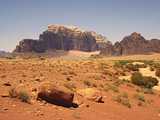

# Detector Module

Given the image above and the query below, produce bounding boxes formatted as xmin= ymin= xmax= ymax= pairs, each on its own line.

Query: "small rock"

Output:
xmin=1 ymin=94 xmax=9 ymax=98
xmin=35 ymin=78 xmax=41 ymax=82
xmin=86 ymin=104 xmax=90 ymax=108
xmin=95 ymin=96 xmax=104 ymax=103
xmin=66 ymin=77 xmax=71 ymax=81
xmin=1 ymin=92 xmax=9 ymax=97
xmin=39 ymin=113 xmax=44 ymax=116
xmin=32 ymin=88 xmax=37 ymax=92
xmin=19 ymin=80 xmax=23 ymax=83
xmin=39 ymin=102 xmax=46 ymax=106
xmin=3 ymin=82 xmax=11 ymax=86
xmin=3 ymin=108 xmax=9 ymax=111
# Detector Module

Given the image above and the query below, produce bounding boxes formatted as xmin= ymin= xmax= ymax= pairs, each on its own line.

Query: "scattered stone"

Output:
xmin=1 ymin=93 xmax=9 ymax=97
xmin=3 ymin=82 xmax=11 ymax=86
xmin=35 ymin=77 xmax=41 ymax=82
xmin=66 ymin=77 xmax=71 ymax=81
xmin=1 ymin=75 xmax=6 ymax=78
xmin=86 ymin=104 xmax=90 ymax=108
xmin=39 ymin=100 xmax=47 ymax=106
xmin=36 ymin=110 xmax=44 ymax=116
xmin=32 ymin=88 xmax=37 ymax=92
xmin=94 ymin=96 xmax=104 ymax=103
xmin=3 ymin=108 xmax=9 ymax=111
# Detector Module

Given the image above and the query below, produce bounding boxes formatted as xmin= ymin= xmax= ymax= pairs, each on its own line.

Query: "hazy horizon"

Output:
xmin=0 ymin=0 xmax=160 ymax=52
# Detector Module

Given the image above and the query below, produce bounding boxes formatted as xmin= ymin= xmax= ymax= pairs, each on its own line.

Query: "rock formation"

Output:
xmin=100 ymin=32 xmax=160 ymax=56
xmin=14 ymin=26 xmax=160 ymax=55
xmin=14 ymin=25 xmax=109 ymax=53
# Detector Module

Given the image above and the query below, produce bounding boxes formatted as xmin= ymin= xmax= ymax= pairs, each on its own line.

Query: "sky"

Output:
xmin=0 ymin=0 xmax=160 ymax=51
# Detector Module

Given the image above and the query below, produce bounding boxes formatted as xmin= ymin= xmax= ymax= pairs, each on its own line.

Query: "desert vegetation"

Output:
xmin=0 ymin=54 xmax=160 ymax=120
xmin=131 ymin=72 xmax=158 ymax=89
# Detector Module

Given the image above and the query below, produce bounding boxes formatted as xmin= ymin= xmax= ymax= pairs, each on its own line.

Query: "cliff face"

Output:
xmin=14 ymin=25 xmax=109 ymax=53
xmin=14 ymin=39 xmax=46 ymax=53
xmin=100 ymin=32 xmax=160 ymax=56
xmin=14 ymin=26 xmax=160 ymax=55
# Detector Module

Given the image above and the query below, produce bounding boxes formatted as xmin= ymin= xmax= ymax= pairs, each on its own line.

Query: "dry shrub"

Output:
xmin=131 ymin=72 xmax=158 ymax=89
xmin=113 ymin=93 xmax=131 ymax=108
xmin=8 ymin=85 xmax=31 ymax=103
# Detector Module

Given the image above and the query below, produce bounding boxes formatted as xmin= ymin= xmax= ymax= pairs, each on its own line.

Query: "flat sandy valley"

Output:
xmin=0 ymin=52 xmax=160 ymax=120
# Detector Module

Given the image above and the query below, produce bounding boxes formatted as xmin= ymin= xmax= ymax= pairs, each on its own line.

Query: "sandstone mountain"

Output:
xmin=14 ymin=25 xmax=109 ymax=53
xmin=100 ymin=32 xmax=160 ymax=56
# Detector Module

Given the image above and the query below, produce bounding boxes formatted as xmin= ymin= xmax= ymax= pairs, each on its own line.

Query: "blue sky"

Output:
xmin=0 ymin=0 xmax=160 ymax=51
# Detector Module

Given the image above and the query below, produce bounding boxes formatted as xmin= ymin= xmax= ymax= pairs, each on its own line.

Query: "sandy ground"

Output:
xmin=0 ymin=52 xmax=160 ymax=120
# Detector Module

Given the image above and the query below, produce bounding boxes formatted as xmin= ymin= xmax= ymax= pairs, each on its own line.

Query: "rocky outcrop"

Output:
xmin=14 ymin=27 xmax=160 ymax=55
xmin=100 ymin=32 xmax=160 ymax=56
xmin=14 ymin=25 xmax=109 ymax=53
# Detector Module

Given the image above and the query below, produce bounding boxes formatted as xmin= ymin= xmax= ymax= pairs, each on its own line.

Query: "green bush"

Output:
xmin=131 ymin=72 xmax=158 ymax=89
xmin=103 ymin=83 xmax=119 ymax=93
xmin=126 ymin=64 xmax=139 ymax=71
xmin=139 ymin=88 xmax=154 ymax=94
xmin=114 ymin=60 xmax=130 ymax=68
xmin=134 ymin=93 xmax=145 ymax=102
xmin=143 ymin=76 xmax=159 ymax=88
xmin=131 ymin=72 xmax=144 ymax=85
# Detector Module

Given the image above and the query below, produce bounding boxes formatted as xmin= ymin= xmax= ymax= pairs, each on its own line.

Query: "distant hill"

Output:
xmin=13 ymin=25 xmax=160 ymax=56
xmin=100 ymin=32 xmax=160 ymax=56
xmin=0 ymin=50 xmax=12 ymax=58
xmin=13 ymin=25 xmax=110 ymax=53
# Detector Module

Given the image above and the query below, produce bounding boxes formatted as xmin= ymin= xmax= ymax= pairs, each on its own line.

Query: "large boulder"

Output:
xmin=37 ymin=82 xmax=74 ymax=107
xmin=14 ymin=25 xmax=110 ymax=53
